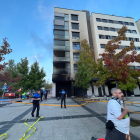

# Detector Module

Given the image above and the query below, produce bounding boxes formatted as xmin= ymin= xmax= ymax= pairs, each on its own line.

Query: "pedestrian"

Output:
xmin=31 ymin=90 xmax=40 ymax=117
xmin=43 ymin=89 xmax=47 ymax=100
xmin=105 ymin=88 xmax=130 ymax=140
xmin=40 ymin=89 xmax=43 ymax=101
xmin=59 ymin=89 xmax=67 ymax=108
xmin=45 ymin=89 xmax=48 ymax=100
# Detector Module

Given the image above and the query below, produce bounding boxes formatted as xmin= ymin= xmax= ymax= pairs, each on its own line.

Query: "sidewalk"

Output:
xmin=0 ymin=97 xmax=140 ymax=140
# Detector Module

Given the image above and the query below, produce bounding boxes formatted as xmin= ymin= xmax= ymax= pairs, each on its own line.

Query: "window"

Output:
xmin=135 ymin=38 xmax=139 ymax=42
xmin=106 ymin=35 xmax=110 ymax=39
xmin=72 ymin=23 xmax=79 ymax=30
xmin=125 ymin=46 xmax=129 ymax=48
xmin=64 ymin=14 xmax=69 ymax=21
xmin=109 ymin=20 xmax=113 ymax=23
xmin=129 ymin=38 xmax=133 ymax=41
xmin=130 ymin=23 xmax=134 ymax=26
xmin=54 ymin=30 xmax=65 ymax=35
xmin=133 ymin=30 xmax=137 ymax=34
xmin=133 ymin=47 xmax=136 ymax=50
xmin=119 ymin=21 xmax=123 ymax=24
xmin=110 ymin=28 xmax=115 ymax=31
xmin=74 ymin=64 xmax=78 ymax=73
xmin=55 ymin=16 xmax=64 ymax=20
xmin=124 ymin=22 xmax=128 ymax=25
xmin=72 ymin=32 xmax=79 ymax=39
xmin=104 ymin=27 xmax=109 ymax=31
xmin=102 ymin=19 xmax=107 ymax=23
xmin=73 ymin=42 xmax=80 ymax=49
xmin=54 ymin=40 xmax=65 ymax=46
xmin=73 ymin=53 xmax=79 ymax=61
xmin=127 ymin=30 xmax=131 ymax=33
xmin=71 ymin=14 xmax=78 ymax=21
xmin=100 ymin=44 xmax=105 ymax=48
xmin=54 ymin=25 xmax=64 ymax=30
xmin=98 ymin=26 xmax=102 ymax=30
xmin=96 ymin=18 xmax=101 ymax=22
xmin=99 ymin=35 xmax=104 ymax=39
xmin=138 ymin=47 xmax=140 ymax=51
xmin=112 ymin=36 xmax=116 ymax=39
xmin=130 ymin=66 xmax=135 ymax=69
xmin=136 ymin=66 xmax=140 ymax=70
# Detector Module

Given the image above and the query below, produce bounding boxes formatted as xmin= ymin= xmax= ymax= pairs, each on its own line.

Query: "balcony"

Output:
xmin=54 ymin=35 xmax=69 ymax=40
xmin=52 ymin=74 xmax=70 ymax=82
xmin=53 ymin=57 xmax=70 ymax=62
xmin=53 ymin=46 xmax=70 ymax=51
xmin=53 ymin=69 xmax=71 ymax=74
xmin=54 ymin=26 xmax=69 ymax=30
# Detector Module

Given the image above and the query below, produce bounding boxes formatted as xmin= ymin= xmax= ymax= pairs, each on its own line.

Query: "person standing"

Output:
xmin=45 ymin=89 xmax=48 ymax=100
xmin=31 ymin=90 xmax=40 ymax=117
xmin=44 ymin=89 xmax=47 ymax=100
xmin=105 ymin=88 xmax=130 ymax=140
xmin=59 ymin=89 xmax=67 ymax=108
xmin=40 ymin=89 xmax=43 ymax=101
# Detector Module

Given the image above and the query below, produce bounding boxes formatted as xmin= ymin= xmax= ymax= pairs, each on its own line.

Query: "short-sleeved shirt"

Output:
xmin=44 ymin=90 xmax=46 ymax=94
xmin=107 ymin=99 xmax=130 ymax=134
xmin=33 ymin=93 xmax=40 ymax=103
xmin=61 ymin=91 xmax=66 ymax=97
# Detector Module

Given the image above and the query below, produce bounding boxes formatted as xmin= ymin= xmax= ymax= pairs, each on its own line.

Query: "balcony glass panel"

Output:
xmin=53 ymin=69 xmax=71 ymax=74
xmin=53 ymin=57 xmax=70 ymax=61
xmin=53 ymin=46 xmax=70 ymax=51
xmin=54 ymin=35 xmax=69 ymax=39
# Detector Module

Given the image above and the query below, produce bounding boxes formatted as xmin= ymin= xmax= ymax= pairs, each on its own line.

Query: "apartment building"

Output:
xmin=52 ymin=7 xmax=140 ymax=97
xmin=52 ymin=8 xmax=92 ymax=97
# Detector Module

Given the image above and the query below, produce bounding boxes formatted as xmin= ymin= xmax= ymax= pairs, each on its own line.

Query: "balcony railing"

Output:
xmin=53 ymin=69 xmax=71 ymax=74
xmin=53 ymin=46 xmax=70 ymax=51
xmin=53 ymin=57 xmax=70 ymax=62
xmin=54 ymin=35 xmax=69 ymax=40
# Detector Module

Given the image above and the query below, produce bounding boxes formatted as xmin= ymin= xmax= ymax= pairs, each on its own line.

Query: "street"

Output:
xmin=0 ymin=97 xmax=140 ymax=140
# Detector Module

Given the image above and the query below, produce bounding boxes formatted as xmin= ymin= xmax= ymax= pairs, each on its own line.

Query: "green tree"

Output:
xmin=73 ymin=40 xmax=95 ymax=99
xmin=43 ymin=80 xmax=52 ymax=89
xmin=6 ymin=59 xmax=18 ymax=78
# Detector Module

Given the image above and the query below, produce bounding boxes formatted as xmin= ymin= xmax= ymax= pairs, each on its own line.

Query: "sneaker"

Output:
xmin=31 ymin=113 xmax=34 ymax=117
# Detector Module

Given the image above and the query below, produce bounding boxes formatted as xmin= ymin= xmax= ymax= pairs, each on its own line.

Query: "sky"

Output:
xmin=0 ymin=0 xmax=140 ymax=83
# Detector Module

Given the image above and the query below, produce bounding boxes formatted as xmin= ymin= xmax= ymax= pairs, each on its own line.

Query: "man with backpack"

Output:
xmin=105 ymin=88 xmax=130 ymax=140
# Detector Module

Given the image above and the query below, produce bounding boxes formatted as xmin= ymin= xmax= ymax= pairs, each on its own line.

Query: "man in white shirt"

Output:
xmin=105 ymin=88 xmax=130 ymax=140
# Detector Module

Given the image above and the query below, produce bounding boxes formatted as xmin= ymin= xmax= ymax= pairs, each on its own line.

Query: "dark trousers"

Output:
xmin=61 ymin=96 xmax=66 ymax=108
xmin=41 ymin=93 xmax=43 ymax=101
xmin=44 ymin=93 xmax=47 ymax=100
xmin=31 ymin=102 xmax=39 ymax=116
xmin=105 ymin=128 xmax=127 ymax=140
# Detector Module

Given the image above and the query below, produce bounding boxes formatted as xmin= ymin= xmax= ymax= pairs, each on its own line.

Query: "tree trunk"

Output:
xmin=83 ymin=90 xmax=84 ymax=100
xmin=125 ymin=90 xmax=128 ymax=100
xmin=116 ymin=81 xmax=119 ymax=88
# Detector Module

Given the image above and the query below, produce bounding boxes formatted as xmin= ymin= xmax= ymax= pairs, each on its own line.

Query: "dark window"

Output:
xmin=127 ymin=30 xmax=131 ymax=33
xmin=138 ymin=47 xmax=140 ymax=51
xmin=55 ymin=16 xmax=64 ymax=20
xmin=119 ymin=21 xmax=123 ymax=24
xmin=135 ymin=38 xmax=139 ymax=42
xmin=109 ymin=20 xmax=113 ymax=23
xmin=99 ymin=35 xmax=104 ymax=39
xmin=106 ymin=35 xmax=110 ymax=39
xmin=104 ymin=27 xmax=109 ymax=31
xmin=54 ymin=30 xmax=65 ymax=35
xmin=129 ymin=38 xmax=133 ymax=41
xmin=130 ymin=23 xmax=134 ymax=26
xmin=54 ymin=40 xmax=65 ymax=46
xmin=73 ymin=42 xmax=80 ymax=49
xmin=71 ymin=14 xmax=78 ymax=21
xmin=137 ymin=66 xmax=140 ymax=70
xmin=133 ymin=30 xmax=137 ymax=34
xmin=124 ymin=22 xmax=128 ymax=25
xmin=96 ymin=18 xmax=101 ymax=22
xmin=74 ymin=64 xmax=78 ymax=73
xmin=73 ymin=53 xmax=79 ymax=61
xmin=100 ymin=44 xmax=105 ymax=48
xmin=98 ymin=26 xmax=102 ymax=30
xmin=111 ymin=28 xmax=115 ymax=31
xmin=102 ymin=19 xmax=107 ymax=23
xmin=54 ymin=25 xmax=64 ymax=30
xmin=130 ymin=66 xmax=135 ymax=69
xmin=112 ymin=36 xmax=116 ymax=39
xmin=72 ymin=32 xmax=79 ymax=39
xmin=72 ymin=23 xmax=79 ymax=30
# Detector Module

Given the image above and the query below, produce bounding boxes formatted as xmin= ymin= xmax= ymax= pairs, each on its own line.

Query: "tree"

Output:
xmin=92 ymin=26 xmax=140 ymax=95
xmin=6 ymin=59 xmax=18 ymax=78
xmin=43 ymin=80 xmax=52 ymax=89
xmin=73 ymin=40 xmax=95 ymax=99
xmin=0 ymin=38 xmax=12 ymax=71
xmin=29 ymin=61 xmax=46 ymax=91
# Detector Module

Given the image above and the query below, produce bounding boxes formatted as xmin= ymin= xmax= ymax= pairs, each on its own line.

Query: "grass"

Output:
xmin=130 ymin=118 xmax=140 ymax=127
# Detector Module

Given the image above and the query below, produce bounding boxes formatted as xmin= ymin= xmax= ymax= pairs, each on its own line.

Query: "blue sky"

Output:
xmin=0 ymin=0 xmax=140 ymax=83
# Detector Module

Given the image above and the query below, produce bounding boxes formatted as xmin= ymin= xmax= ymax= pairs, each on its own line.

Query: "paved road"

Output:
xmin=0 ymin=97 xmax=140 ymax=140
